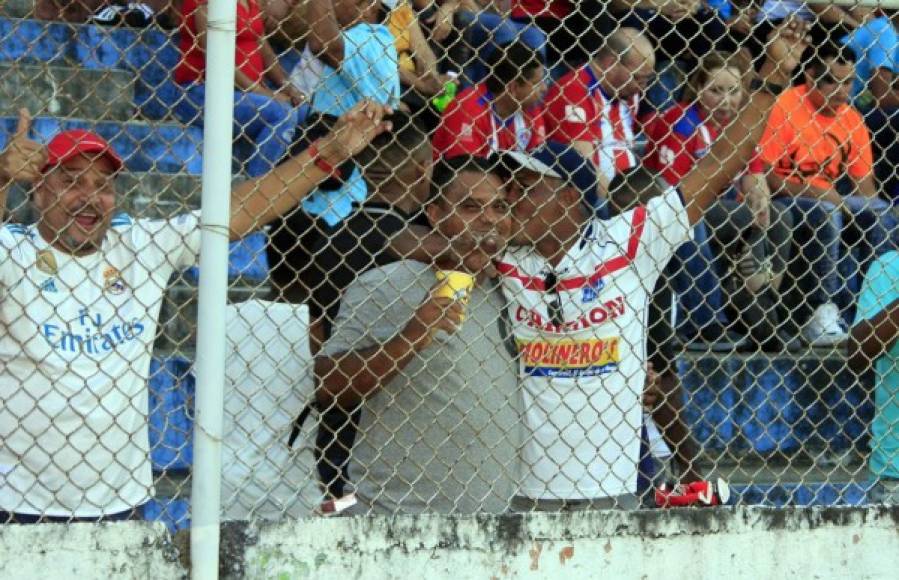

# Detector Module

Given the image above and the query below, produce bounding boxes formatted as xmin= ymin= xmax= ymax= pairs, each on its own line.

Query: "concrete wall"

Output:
xmin=2 ymin=507 xmax=897 ymax=579
xmin=0 ymin=521 xmax=184 ymax=580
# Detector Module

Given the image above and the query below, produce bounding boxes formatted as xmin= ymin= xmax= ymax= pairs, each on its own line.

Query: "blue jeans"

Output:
xmin=775 ymin=196 xmax=844 ymax=312
xmin=774 ymin=195 xmax=897 ymax=317
xmin=839 ymin=195 xmax=899 ymax=304
xmin=172 ymin=84 xmax=301 ymax=177
xmin=671 ymin=220 xmax=730 ymax=336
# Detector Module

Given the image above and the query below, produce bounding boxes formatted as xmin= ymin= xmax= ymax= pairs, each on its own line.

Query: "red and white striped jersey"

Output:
xmin=543 ymin=65 xmax=640 ymax=182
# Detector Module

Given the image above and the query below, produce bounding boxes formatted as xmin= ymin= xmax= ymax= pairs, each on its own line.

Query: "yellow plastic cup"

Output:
xmin=434 ymin=270 xmax=476 ymax=321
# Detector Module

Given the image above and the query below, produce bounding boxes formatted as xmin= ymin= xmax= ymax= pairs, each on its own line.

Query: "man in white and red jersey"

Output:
xmin=432 ymin=41 xmax=546 ymax=160
xmin=498 ymin=21 xmax=808 ymax=509
xmin=543 ymin=27 xmax=655 ymax=195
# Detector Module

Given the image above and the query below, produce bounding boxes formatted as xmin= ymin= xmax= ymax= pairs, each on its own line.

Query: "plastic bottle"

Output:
xmin=431 ymin=72 xmax=459 ymax=113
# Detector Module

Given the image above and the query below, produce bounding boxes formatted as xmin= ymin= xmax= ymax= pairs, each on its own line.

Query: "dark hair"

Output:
xmin=356 ymin=111 xmax=430 ymax=186
xmin=428 ymin=155 xmax=507 ymax=206
xmin=484 ymin=41 xmax=544 ymax=94
xmin=607 ymin=166 xmax=665 ymax=217
xmin=807 ymin=41 xmax=856 ymax=78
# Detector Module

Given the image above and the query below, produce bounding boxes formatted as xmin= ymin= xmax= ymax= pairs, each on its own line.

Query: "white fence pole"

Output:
xmin=190 ymin=0 xmax=237 ymax=578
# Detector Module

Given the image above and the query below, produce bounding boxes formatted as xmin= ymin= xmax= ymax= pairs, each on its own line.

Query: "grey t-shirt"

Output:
xmin=322 ymin=260 xmax=521 ymax=515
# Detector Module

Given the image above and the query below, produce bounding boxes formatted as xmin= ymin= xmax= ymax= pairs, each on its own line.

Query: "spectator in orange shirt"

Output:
xmin=432 ymin=41 xmax=547 ymax=159
xmin=758 ymin=43 xmax=897 ymax=346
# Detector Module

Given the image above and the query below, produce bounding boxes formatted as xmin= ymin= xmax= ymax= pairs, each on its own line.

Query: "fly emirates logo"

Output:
xmin=40 ymin=308 xmax=146 ymax=356
xmin=514 ymin=296 xmax=626 ymax=333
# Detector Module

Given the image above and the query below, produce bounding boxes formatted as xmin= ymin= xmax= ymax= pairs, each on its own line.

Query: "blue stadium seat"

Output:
xmin=148 ymin=357 xmax=194 ymax=472
xmin=0 ymin=115 xmax=204 ymax=174
xmin=144 ymin=497 xmax=191 ymax=533
xmin=735 ymin=482 xmax=873 ymax=507
xmin=0 ymin=16 xmax=181 ymax=121
xmin=184 ymin=231 xmax=271 ymax=283
xmin=678 ymin=354 xmax=872 ymax=455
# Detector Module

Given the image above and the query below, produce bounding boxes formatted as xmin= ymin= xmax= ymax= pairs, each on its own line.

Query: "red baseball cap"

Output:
xmin=41 ymin=129 xmax=124 ymax=173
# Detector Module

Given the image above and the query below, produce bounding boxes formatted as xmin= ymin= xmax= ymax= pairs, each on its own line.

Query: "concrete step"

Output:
xmin=0 ymin=62 xmax=136 ymax=120
xmin=0 ymin=16 xmax=181 ymax=120
xmin=0 ymin=115 xmax=203 ymax=173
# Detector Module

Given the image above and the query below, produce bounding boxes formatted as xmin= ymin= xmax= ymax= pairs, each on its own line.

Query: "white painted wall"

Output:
xmin=2 ymin=507 xmax=896 ymax=580
xmin=0 ymin=522 xmax=184 ymax=580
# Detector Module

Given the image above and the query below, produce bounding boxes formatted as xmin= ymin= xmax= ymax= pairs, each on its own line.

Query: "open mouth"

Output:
xmin=72 ymin=212 xmax=101 ymax=230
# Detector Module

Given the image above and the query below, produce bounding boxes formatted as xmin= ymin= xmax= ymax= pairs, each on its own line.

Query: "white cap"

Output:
xmin=499 ymin=150 xmax=561 ymax=179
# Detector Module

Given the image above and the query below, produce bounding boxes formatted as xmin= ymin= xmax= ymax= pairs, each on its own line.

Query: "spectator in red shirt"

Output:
xmin=644 ymin=51 xmax=797 ymax=351
xmin=544 ymin=27 xmax=654 ymax=194
xmin=173 ymin=0 xmax=306 ymax=177
xmin=432 ymin=41 xmax=546 ymax=159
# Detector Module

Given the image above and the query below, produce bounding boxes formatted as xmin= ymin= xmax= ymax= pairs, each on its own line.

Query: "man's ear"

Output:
xmin=425 ymin=200 xmax=440 ymax=228
xmin=560 ymin=185 xmax=582 ymax=207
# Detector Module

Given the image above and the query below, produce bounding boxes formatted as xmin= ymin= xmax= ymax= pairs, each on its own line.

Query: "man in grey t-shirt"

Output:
xmin=314 ymin=156 xmax=521 ymax=515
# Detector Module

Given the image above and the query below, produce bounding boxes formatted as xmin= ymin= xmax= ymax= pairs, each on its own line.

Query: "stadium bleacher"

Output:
xmin=0 ymin=3 xmax=875 ymax=531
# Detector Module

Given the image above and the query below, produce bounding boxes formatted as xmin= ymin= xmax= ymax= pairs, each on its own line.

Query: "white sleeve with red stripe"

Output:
xmin=633 ymin=187 xmax=693 ymax=280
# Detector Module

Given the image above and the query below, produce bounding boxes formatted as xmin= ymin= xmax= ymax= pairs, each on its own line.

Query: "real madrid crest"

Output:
xmin=36 ymin=249 xmax=58 ymax=276
xmin=103 ymin=266 xmax=127 ymax=295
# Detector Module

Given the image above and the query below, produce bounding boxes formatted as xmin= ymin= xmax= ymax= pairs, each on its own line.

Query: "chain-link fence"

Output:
xmin=0 ymin=0 xmax=897 ymax=568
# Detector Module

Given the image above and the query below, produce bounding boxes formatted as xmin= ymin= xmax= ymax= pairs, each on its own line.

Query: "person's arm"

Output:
xmin=424 ymin=0 xmax=460 ymax=43
xmin=765 ymin=169 xmax=842 ymax=206
xmin=740 ymin=172 xmax=772 ymax=229
xmin=406 ymin=13 xmax=444 ymax=94
xmin=650 ymin=372 xmax=702 ymax=483
xmin=315 ymin=283 xmax=463 ymax=407
xmin=261 ymin=39 xmax=307 ymax=105
xmin=870 ymin=68 xmax=899 ymax=109
xmin=680 ymin=18 xmax=810 ymax=225
xmin=306 ymin=0 xmax=345 ymax=69
xmin=852 ymin=173 xmax=878 ymax=199
xmin=0 ymin=109 xmax=45 ymax=220
xmin=228 ymin=100 xmax=392 ymax=240
xmin=190 ymin=4 xmax=276 ymax=95
xmin=849 ymin=297 xmax=899 ymax=372
xmin=810 ymin=4 xmax=861 ymax=29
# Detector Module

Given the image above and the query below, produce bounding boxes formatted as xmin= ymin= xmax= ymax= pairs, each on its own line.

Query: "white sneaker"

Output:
xmin=802 ymin=303 xmax=848 ymax=346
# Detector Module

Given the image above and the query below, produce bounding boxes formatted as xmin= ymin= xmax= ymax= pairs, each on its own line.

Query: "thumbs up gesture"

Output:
xmin=0 ymin=109 xmax=46 ymax=184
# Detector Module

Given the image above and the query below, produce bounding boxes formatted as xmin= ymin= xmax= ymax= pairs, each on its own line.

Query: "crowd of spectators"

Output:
xmin=2 ymin=1 xmax=898 ymax=521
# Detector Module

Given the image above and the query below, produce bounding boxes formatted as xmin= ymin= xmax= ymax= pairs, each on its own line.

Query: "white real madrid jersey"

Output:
xmin=0 ymin=213 xmax=201 ymax=516
xmin=497 ymin=189 xmax=691 ymax=500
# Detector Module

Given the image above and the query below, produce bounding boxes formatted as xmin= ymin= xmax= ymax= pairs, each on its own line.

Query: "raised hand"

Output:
xmin=763 ymin=16 xmax=812 ymax=83
xmin=0 ymin=109 xmax=46 ymax=184
xmin=317 ymin=100 xmax=394 ymax=165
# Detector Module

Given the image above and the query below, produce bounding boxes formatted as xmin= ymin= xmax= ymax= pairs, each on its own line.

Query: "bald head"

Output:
xmin=602 ymin=28 xmax=654 ymax=63
xmin=596 ymin=27 xmax=656 ymax=100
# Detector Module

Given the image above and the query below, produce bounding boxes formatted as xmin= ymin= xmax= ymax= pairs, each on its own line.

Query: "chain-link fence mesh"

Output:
xmin=0 ymin=0 xmax=897 ymax=537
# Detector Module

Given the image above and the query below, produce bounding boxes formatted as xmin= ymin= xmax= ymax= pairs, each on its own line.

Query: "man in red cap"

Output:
xmin=0 ymin=102 xmax=391 ymax=523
